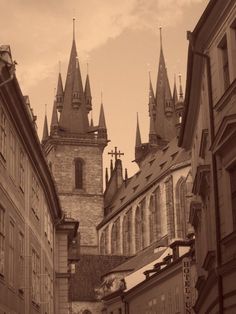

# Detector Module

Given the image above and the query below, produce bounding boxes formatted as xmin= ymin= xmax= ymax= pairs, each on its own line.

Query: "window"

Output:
xmin=149 ymin=188 xmax=161 ymax=243
xmin=18 ymin=232 xmax=24 ymax=294
xmin=9 ymin=221 xmax=14 ymax=287
xmin=19 ymin=149 xmax=25 ymax=192
xmin=176 ymin=177 xmax=187 ymax=239
xmin=123 ymin=210 xmax=132 ymax=255
xmin=219 ymin=35 xmax=230 ymax=91
xmin=135 ymin=199 xmax=145 ymax=252
xmin=229 ymin=166 xmax=236 ymax=229
xmin=9 ymin=131 xmax=16 ymax=178
xmin=165 ymin=176 xmax=175 ymax=239
xmin=32 ymin=249 xmax=40 ymax=305
xmin=0 ymin=107 xmax=6 ymax=159
xmin=111 ymin=218 xmax=121 ymax=254
xmin=75 ymin=158 xmax=84 ymax=189
xmin=0 ymin=207 xmax=5 ymax=276
xmin=31 ymin=175 xmax=40 ymax=218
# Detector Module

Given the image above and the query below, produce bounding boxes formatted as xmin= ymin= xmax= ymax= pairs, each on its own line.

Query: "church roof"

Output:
xmin=99 ymin=137 xmax=190 ymax=228
xmin=103 ymin=243 xmax=167 ymax=276
xmin=70 ymin=255 xmax=129 ymax=301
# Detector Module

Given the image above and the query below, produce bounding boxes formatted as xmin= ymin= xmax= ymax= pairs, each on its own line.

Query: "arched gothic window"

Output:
xmin=149 ymin=187 xmax=161 ymax=244
xmin=75 ymin=158 xmax=84 ymax=189
xmin=176 ymin=177 xmax=187 ymax=239
xmin=123 ymin=210 xmax=132 ymax=255
xmin=111 ymin=218 xmax=121 ymax=255
xmin=100 ymin=231 xmax=106 ymax=255
xmin=135 ymin=199 xmax=146 ymax=252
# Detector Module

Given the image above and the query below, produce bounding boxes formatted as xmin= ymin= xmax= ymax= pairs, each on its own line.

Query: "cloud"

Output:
xmin=0 ymin=0 xmax=205 ymax=90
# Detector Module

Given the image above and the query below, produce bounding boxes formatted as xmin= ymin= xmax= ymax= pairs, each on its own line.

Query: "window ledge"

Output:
xmin=214 ymin=78 xmax=236 ymax=112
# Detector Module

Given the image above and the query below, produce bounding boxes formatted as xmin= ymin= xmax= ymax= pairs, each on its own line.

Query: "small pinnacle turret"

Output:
xmin=42 ymin=109 xmax=49 ymax=142
xmin=148 ymin=73 xmax=156 ymax=118
xmin=98 ymin=102 xmax=107 ymax=139
xmin=135 ymin=113 xmax=142 ymax=147
xmin=84 ymin=69 xmax=92 ymax=113
xmin=50 ymin=99 xmax=59 ymax=134
xmin=56 ymin=71 xmax=64 ymax=113
xmin=173 ymin=75 xmax=178 ymax=107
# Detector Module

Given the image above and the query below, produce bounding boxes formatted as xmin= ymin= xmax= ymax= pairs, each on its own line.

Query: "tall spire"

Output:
xmin=173 ymin=75 xmax=178 ymax=106
xmin=84 ymin=64 xmax=92 ymax=113
xmin=50 ymin=98 xmax=59 ymax=134
xmin=55 ymin=66 xmax=64 ymax=113
xmin=73 ymin=17 xmax=76 ymax=41
xmin=159 ymin=27 xmax=163 ymax=50
xmin=178 ymin=74 xmax=183 ymax=101
xmin=42 ymin=105 xmax=49 ymax=142
xmin=148 ymin=72 xmax=156 ymax=118
xmin=98 ymin=97 xmax=107 ymax=139
xmin=135 ymin=113 xmax=142 ymax=147
xmin=58 ymin=18 xmax=89 ymax=134
xmin=155 ymin=27 xmax=175 ymax=141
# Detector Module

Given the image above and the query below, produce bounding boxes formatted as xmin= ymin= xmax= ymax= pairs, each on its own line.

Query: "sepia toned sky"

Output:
xmin=0 ymin=0 xmax=208 ymax=178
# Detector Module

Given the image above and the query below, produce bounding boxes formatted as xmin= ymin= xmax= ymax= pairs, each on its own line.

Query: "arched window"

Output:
xmin=176 ymin=177 xmax=187 ymax=239
xmin=149 ymin=187 xmax=161 ymax=244
xmin=165 ymin=176 xmax=175 ymax=239
xmin=100 ymin=231 xmax=106 ymax=255
xmin=75 ymin=158 xmax=84 ymax=189
xmin=111 ymin=218 xmax=121 ymax=255
xmin=135 ymin=199 xmax=145 ymax=252
xmin=123 ymin=210 xmax=131 ymax=255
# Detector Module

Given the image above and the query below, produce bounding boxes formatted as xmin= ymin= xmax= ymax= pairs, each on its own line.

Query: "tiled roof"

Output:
xmin=103 ymin=239 xmax=168 ymax=277
xmin=70 ymin=255 xmax=129 ymax=301
xmin=99 ymin=137 xmax=190 ymax=227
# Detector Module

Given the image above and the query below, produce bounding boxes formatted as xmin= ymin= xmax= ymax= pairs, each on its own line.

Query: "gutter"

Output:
xmin=187 ymin=32 xmax=223 ymax=313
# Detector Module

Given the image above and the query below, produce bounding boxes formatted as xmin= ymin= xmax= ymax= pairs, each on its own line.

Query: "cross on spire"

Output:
xmin=108 ymin=147 xmax=124 ymax=161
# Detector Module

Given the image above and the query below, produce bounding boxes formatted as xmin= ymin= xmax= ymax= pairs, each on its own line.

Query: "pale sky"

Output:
xmin=0 ymin=0 xmax=208 ymax=177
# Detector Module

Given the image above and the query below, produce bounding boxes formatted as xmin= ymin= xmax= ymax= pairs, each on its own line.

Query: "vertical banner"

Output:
xmin=182 ymin=257 xmax=192 ymax=314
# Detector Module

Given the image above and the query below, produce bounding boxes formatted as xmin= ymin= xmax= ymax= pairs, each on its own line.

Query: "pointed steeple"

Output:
xmin=42 ymin=106 xmax=49 ymax=142
xmin=155 ymin=27 xmax=175 ymax=141
xmin=178 ymin=74 xmax=184 ymax=101
xmin=90 ymin=111 xmax=94 ymax=127
xmin=173 ymin=75 xmax=178 ymax=106
xmin=149 ymin=114 xmax=158 ymax=145
xmin=72 ymin=57 xmax=82 ymax=108
xmin=98 ymin=97 xmax=107 ymax=139
xmin=135 ymin=113 xmax=142 ymax=147
xmin=84 ymin=64 xmax=92 ymax=113
xmin=148 ymin=72 xmax=156 ymax=118
xmin=56 ymin=64 xmax=64 ymax=113
xmin=50 ymin=98 xmax=59 ymax=134
xmin=59 ymin=18 xmax=89 ymax=134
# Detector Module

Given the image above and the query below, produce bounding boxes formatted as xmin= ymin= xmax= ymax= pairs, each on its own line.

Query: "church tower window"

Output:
xmin=74 ymin=158 xmax=84 ymax=189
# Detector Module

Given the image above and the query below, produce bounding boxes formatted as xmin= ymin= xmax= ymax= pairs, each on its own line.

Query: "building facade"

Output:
xmin=0 ymin=45 xmax=78 ymax=314
xmin=179 ymin=0 xmax=236 ymax=312
xmin=95 ymin=30 xmax=196 ymax=314
xmin=41 ymin=25 xmax=116 ymax=314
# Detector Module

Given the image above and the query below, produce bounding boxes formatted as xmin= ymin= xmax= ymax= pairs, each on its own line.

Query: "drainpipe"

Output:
xmin=187 ymin=32 xmax=223 ymax=313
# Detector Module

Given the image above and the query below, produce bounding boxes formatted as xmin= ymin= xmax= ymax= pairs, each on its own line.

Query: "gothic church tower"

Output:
xmin=42 ymin=21 xmax=108 ymax=255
